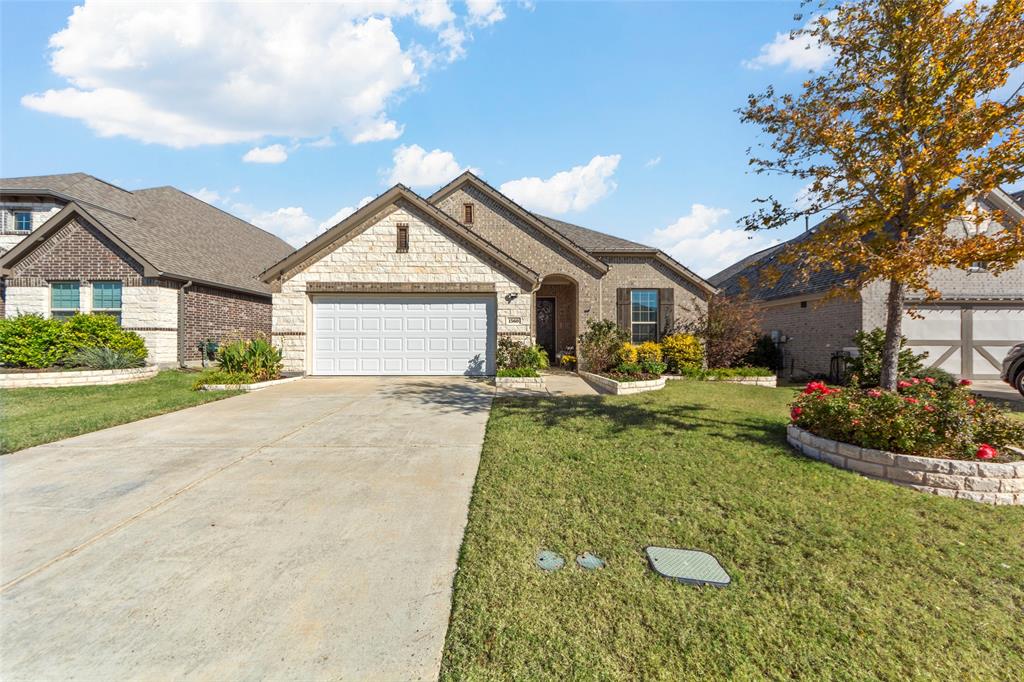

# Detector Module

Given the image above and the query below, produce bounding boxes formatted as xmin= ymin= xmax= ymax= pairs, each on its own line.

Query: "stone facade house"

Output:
xmin=711 ymin=188 xmax=1024 ymax=381
xmin=0 ymin=173 xmax=294 ymax=366
xmin=261 ymin=173 xmax=715 ymax=375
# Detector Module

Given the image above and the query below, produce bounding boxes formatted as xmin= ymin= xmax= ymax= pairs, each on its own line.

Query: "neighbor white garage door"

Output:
xmin=903 ymin=305 xmax=1024 ymax=379
xmin=312 ymin=295 xmax=495 ymax=376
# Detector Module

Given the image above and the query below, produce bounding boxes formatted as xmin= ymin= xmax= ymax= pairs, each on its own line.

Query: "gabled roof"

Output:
xmin=712 ymin=188 xmax=1024 ymax=301
xmin=260 ymin=184 xmax=539 ymax=286
xmin=428 ymin=171 xmax=609 ymax=273
xmin=1013 ymin=190 xmax=1024 ymax=208
xmin=0 ymin=173 xmax=293 ymax=295
xmin=427 ymin=171 xmax=715 ymax=293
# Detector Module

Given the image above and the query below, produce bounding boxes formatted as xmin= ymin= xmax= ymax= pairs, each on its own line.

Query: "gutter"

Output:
xmin=177 ymin=280 xmax=193 ymax=368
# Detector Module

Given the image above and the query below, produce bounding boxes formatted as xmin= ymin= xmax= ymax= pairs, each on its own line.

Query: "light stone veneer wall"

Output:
xmin=788 ymin=424 xmax=1024 ymax=505
xmin=122 ymin=285 xmax=180 ymax=365
xmin=273 ymin=205 xmax=532 ymax=373
xmin=4 ymin=286 xmax=48 ymax=316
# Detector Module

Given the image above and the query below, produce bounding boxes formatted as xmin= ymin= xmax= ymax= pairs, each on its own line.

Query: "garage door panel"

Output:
xmin=312 ymin=295 xmax=494 ymax=376
xmin=903 ymin=305 xmax=1023 ymax=379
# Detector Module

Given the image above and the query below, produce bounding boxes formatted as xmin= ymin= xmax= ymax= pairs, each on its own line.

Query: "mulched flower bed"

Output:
xmin=790 ymin=378 xmax=1024 ymax=462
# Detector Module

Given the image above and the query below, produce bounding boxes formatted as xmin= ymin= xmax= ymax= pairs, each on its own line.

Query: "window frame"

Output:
xmin=50 ymin=281 xmax=81 ymax=320
xmin=91 ymin=280 xmax=123 ymax=325
xmin=463 ymin=203 xmax=474 ymax=224
xmin=630 ymin=289 xmax=659 ymax=344
xmin=396 ymin=223 xmax=409 ymax=253
xmin=14 ymin=211 xmax=32 ymax=232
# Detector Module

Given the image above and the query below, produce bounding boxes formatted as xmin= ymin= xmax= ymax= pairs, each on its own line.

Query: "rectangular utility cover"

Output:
xmin=645 ymin=546 xmax=731 ymax=588
xmin=312 ymin=295 xmax=495 ymax=376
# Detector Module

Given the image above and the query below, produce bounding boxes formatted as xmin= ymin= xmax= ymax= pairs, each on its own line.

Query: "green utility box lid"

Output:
xmin=645 ymin=546 xmax=731 ymax=588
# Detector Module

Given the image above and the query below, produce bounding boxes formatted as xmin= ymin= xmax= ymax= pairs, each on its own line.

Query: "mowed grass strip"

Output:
xmin=441 ymin=380 xmax=1024 ymax=681
xmin=0 ymin=370 xmax=240 ymax=454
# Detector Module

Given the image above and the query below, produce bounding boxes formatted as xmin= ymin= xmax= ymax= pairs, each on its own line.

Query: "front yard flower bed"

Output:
xmin=578 ymin=370 xmax=666 ymax=395
xmin=790 ymin=379 xmax=1023 ymax=462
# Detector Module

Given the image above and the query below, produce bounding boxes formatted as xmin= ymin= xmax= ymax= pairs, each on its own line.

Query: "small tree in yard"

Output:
xmin=740 ymin=0 xmax=1024 ymax=390
xmin=680 ymin=294 xmax=763 ymax=368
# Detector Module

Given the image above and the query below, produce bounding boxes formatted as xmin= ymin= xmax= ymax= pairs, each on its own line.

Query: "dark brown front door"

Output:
xmin=536 ymin=297 xmax=556 ymax=361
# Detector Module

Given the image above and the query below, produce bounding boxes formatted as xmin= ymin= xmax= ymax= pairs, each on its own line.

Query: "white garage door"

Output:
xmin=903 ymin=305 xmax=1024 ymax=379
xmin=312 ymin=295 xmax=495 ymax=376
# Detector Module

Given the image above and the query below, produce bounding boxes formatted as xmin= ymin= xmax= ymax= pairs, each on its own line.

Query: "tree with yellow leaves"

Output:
xmin=740 ymin=0 xmax=1024 ymax=389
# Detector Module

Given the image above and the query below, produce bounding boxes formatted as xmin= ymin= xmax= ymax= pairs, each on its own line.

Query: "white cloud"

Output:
xmin=189 ymin=187 xmax=223 ymax=205
xmin=234 ymin=194 xmax=376 ymax=247
xmin=645 ymin=156 xmax=662 ymax=168
xmin=499 ymin=154 xmax=621 ymax=214
xmin=467 ymin=0 xmax=506 ymax=26
xmin=242 ymin=144 xmax=288 ymax=164
xmin=652 ymin=204 xmax=777 ymax=277
xmin=742 ymin=15 xmax=834 ymax=72
xmin=386 ymin=144 xmax=474 ymax=187
xmin=22 ymin=2 xmax=506 ymax=149
xmin=308 ymin=136 xmax=335 ymax=149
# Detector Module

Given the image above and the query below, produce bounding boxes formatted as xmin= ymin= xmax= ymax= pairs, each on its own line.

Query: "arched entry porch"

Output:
xmin=534 ymin=274 xmax=578 ymax=363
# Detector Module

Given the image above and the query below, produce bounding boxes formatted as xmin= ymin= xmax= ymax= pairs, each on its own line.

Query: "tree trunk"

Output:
xmin=879 ymin=278 xmax=906 ymax=391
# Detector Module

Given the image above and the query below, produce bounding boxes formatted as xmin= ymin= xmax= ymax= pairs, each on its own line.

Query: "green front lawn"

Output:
xmin=0 ymin=370 xmax=240 ymax=454
xmin=442 ymin=381 xmax=1024 ymax=680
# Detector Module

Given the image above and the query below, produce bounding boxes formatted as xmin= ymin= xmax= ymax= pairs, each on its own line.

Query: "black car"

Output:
xmin=1002 ymin=343 xmax=1024 ymax=396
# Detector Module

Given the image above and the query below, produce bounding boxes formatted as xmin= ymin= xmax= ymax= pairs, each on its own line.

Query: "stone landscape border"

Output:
xmin=200 ymin=375 xmax=304 ymax=392
xmin=787 ymin=424 xmax=1024 ymax=505
xmin=495 ymin=375 xmax=546 ymax=390
xmin=0 ymin=364 xmax=159 ymax=389
xmin=579 ymin=370 xmax=666 ymax=396
xmin=665 ymin=375 xmax=777 ymax=387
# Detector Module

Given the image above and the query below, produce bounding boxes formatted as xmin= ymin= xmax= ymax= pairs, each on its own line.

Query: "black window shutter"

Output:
xmin=658 ymin=288 xmax=674 ymax=337
xmin=616 ymin=288 xmax=631 ymax=332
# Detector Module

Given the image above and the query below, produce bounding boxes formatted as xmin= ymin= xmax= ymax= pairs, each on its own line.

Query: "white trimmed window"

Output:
xmin=92 ymin=281 xmax=123 ymax=325
xmin=51 ymin=282 xmax=80 ymax=320
xmin=14 ymin=212 xmax=32 ymax=232
xmin=630 ymin=289 xmax=659 ymax=343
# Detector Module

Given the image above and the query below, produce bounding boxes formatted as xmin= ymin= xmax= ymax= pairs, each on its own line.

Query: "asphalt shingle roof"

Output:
xmin=1 ymin=173 xmax=293 ymax=295
xmin=537 ymin=215 xmax=655 ymax=252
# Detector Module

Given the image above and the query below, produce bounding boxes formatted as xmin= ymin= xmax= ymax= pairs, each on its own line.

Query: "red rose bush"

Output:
xmin=789 ymin=380 xmax=1023 ymax=461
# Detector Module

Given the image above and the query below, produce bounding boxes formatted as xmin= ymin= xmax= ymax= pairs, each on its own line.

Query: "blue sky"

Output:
xmin=2 ymin=1 xmax=845 ymax=277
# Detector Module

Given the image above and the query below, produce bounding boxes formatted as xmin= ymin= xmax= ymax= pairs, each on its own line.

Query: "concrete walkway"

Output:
xmin=1 ymin=377 xmax=493 ymax=681
xmin=495 ymin=371 xmax=599 ymax=398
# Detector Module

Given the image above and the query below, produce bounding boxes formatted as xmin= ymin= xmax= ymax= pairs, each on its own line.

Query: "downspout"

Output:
xmin=177 ymin=280 xmax=192 ymax=368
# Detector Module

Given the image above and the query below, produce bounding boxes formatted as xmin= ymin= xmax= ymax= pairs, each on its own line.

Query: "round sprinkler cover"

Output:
xmin=536 ymin=550 xmax=565 ymax=572
xmin=645 ymin=546 xmax=731 ymax=588
xmin=576 ymin=552 xmax=606 ymax=570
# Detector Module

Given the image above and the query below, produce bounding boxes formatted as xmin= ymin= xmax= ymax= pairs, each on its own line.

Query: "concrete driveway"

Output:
xmin=1 ymin=377 xmax=493 ymax=681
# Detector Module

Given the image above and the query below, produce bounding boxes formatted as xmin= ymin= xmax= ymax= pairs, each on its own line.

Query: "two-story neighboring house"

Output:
xmin=0 ymin=173 xmax=294 ymax=366
xmin=711 ymin=188 xmax=1024 ymax=381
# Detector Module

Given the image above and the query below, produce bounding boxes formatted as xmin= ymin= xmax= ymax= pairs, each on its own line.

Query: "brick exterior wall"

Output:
xmin=435 ymin=187 xmax=709 ymax=340
xmin=10 ymin=217 xmax=145 ymax=282
xmin=181 ymin=285 xmax=274 ymax=363
xmin=759 ymin=295 xmax=862 ymax=378
xmin=1 ymin=215 xmax=273 ymax=366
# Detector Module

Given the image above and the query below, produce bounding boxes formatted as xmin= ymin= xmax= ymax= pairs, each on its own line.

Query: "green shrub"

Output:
xmin=496 ymin=337 xmax=548 ymax=371
xmin=192 ymin=369 xmax=257 ymax=391
xmin=744 ymin=334 xmax=782 ymax=371
xmin=676 ymin=366 xmax=774 ymax=380
xmin=911 ymin=366 xmax=956 ymax=389
xmin=578 ymin=319 xmax=628 ymax=372
xmin=0 ymin=314 xmax=64 ymax=368
xmin=68 ymin=347 xmax=146 ymax=369
xmin=59 ymin=314 xmax=148 ymax=360
xmin=636 ymin=341 xmax=662 ymax=364
xmin=497 ymin=367 xmax=540 ymax=378
xmin=790 ymin=379 xmax=1024 ymax=461
xmin=661 ymin=333 xmax=704 ymax=373
xmin=614 ymin=342 xmax=639 ymax=365
xmin=846 ymin=328 xmax=925 ymax=387
xmin=216 ymin=337 xmax=282 ymax=382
